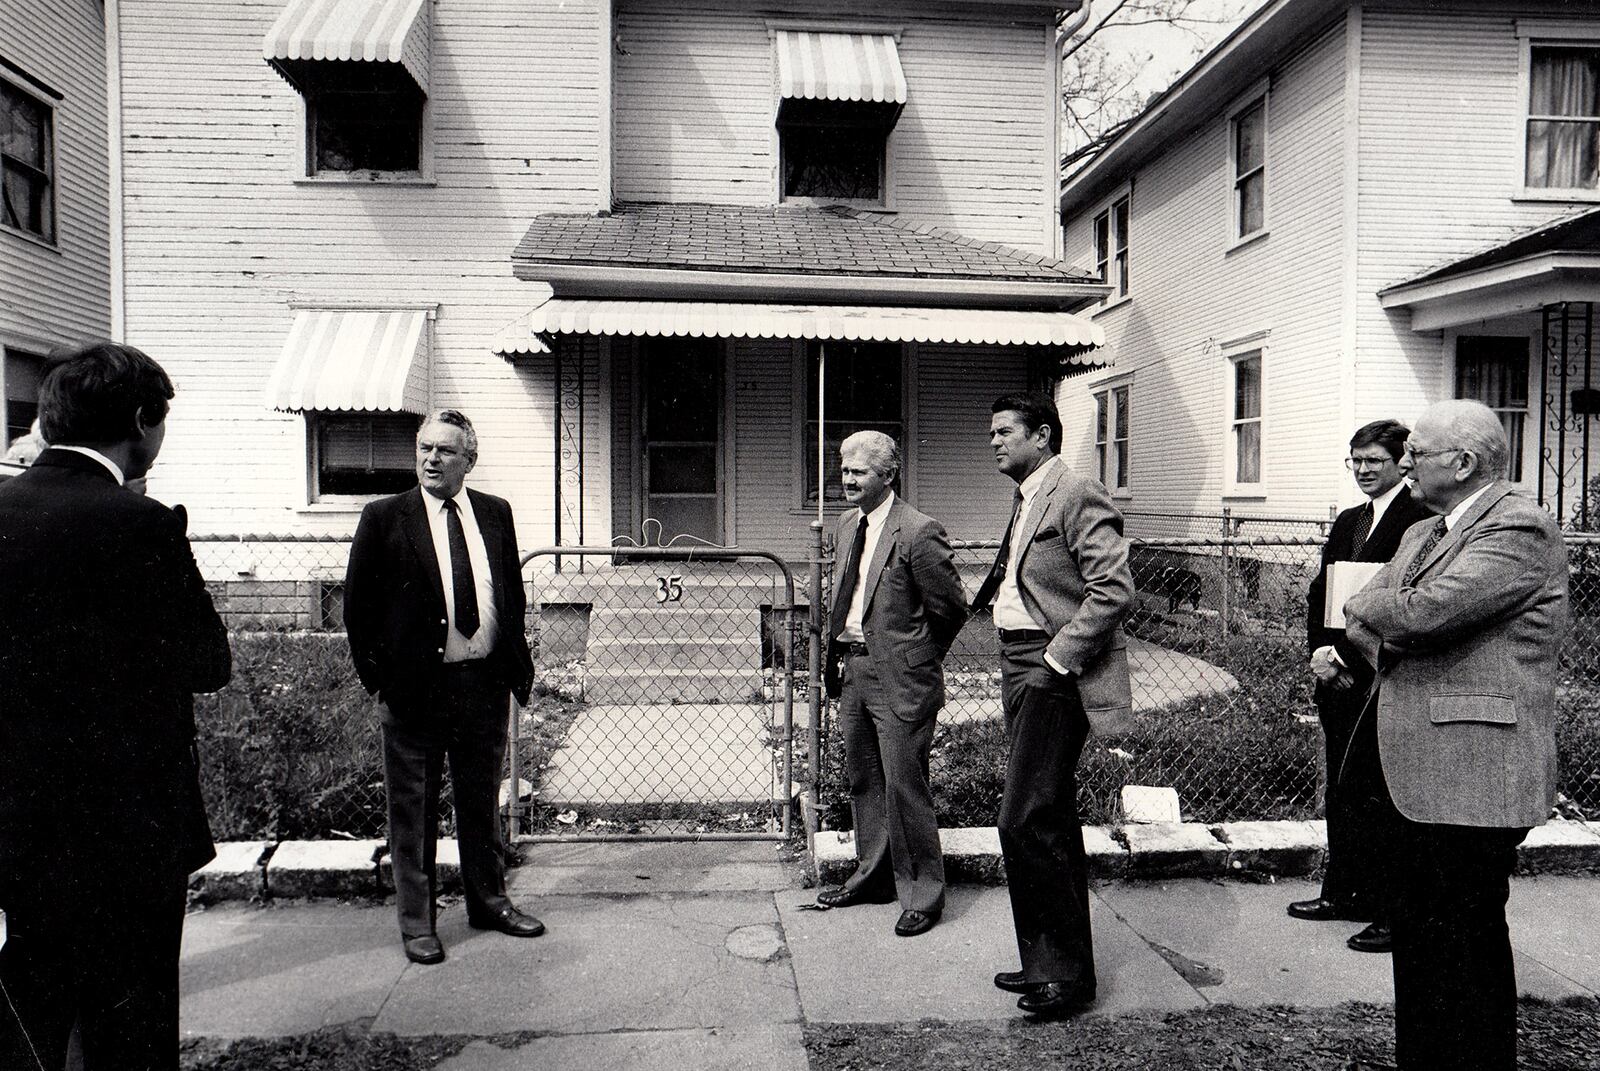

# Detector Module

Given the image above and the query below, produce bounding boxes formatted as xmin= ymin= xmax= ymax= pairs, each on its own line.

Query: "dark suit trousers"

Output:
xmin=383 ymin=661 xmax=513 ymax=938
xmin=0 ymin=878 xmax=186 ymax=1071
xmin=1317 ymin=686 xmax=1398 ymax=921
xmin=837 ymin=651 xmax=945 ymax=914
xmin=1381 ymin=773 xmax=1527 ymax=1070
xmin=997 ymin=636 xmax=1094 ymax=989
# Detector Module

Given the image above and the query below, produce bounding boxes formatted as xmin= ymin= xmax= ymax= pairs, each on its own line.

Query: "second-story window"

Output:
xmin=1232 ymin=97 xmax=1267 ymax=239
xmin=1093 ymin=195 xmax=1130 ymax=301
xmin=780 ymin=110 xmax=886 ymax=204
xmin=1094 ymin=383 xmax=1131 ymax=491
xmin=1526 ymin=45 xmax=1600 ymax=191
xmin=1 ymin=76 xmax=55 ymax=243
xmin=309 ymin=82 xmax=424 ymax=176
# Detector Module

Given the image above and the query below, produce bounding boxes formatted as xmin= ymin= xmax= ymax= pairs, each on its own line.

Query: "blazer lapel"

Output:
xmin=1014 ymin=457 xmax=1064 ymax=570
xmin=400 ymin=488 xmax=447 ymax=608
xmin=469 ymin=489 xmax=506 ymax=602
xmin=860 ymin=498 xmax=903 ymax=615
xmin=1409 ymin=482 xmax=1514 ymax=581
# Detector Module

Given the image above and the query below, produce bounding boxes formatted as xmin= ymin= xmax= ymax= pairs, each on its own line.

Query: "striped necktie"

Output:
xmin=1401 ymin=517 xmax=1449 ymax=587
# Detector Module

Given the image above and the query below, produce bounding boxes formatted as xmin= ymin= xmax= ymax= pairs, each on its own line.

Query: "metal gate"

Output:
xmin=508 ymin=545 xmax=801 ymax=840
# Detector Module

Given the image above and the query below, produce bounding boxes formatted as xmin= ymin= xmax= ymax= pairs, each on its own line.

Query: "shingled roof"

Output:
xmin=511 ymin=202 xmax=1096 ymax=283
xmin=1385 ymin=205 xmax=1600 ymax=293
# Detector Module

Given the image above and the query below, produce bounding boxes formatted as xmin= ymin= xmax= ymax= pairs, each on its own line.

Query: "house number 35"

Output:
xmin=654 ymin=574 xmax=684 ymax=604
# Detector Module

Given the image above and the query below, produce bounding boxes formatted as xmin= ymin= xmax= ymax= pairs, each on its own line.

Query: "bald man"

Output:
xmin=814 ymin=431 xmax=968 ymax=937
xmin=1344 ymin=399 xmax=1568 ymax=1071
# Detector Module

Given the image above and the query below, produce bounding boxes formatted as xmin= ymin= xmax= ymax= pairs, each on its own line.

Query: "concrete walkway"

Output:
xmin=179 ymin=841 xmax=1600 ymax=1070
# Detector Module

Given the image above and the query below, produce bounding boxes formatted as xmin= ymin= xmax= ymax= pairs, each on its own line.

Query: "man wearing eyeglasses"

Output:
xmin=1294 ymin=420 xmax=1430 ymax=954
xmin=1344 ymin=399 xmax=1567 ymax=1071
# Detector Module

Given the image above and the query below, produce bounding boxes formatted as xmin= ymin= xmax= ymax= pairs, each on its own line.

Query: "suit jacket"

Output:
xmin=1345 ymin=482 xmax=1568 ymax=828
xmin=344 ymin=486 xmax=534 ymax=714
xmin=0 ymin=448 xmax=230 ymax=896
xmin=825 ymin=497 xmax=969 ymax=721
xmin=977 ymin=456 xmax=1135 ymax=731
xmin=1306 ymin=486 xmax=1433 ymax=682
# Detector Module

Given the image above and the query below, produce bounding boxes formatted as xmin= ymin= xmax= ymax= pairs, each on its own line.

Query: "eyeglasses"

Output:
xmin=1403 ymin=446 xmax=1462 ymax=463
xmin=1344 ymin=457 xmax=1394 ymax=471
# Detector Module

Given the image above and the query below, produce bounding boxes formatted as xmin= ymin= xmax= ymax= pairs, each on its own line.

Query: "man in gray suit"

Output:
xmin=1345 ymin=399 xmax=1568 ymax=1071
xmin=814 ymin=431 xmax=968 ymax=937
xmin=972 ymin=393 xmax=1134 ymax=1020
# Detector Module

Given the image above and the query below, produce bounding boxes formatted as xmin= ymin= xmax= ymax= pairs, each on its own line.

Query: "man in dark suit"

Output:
xmin=0 ymin=342 xmax=230 ymax=1070
xmin=1345 ymin=400 xmax=1568 ymax=1071
xmin=344 ymin=409 xmax=540 ymax=965
xmin=972 ymin=393 xmax=1133 ymax=1021
xmin=814 ymin=431 xmax=968 ymax=937
xmin=1292 ymin=419 xmax=1430 ymax=953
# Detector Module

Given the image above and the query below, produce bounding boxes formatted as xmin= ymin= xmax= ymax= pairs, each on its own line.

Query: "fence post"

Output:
xmin=1219 ymin=506 xmax=1232 ymax=641
xmin=505 ymin=694 xmax=520 ymax=840
xmin=807 ymin=521 xmax=825 ymax=829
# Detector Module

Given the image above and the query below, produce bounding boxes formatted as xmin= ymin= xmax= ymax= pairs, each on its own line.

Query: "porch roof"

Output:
xmin=492 ymin=299 xmax=1104 ymax=355
xmin=1379 ymin=206 xmax=1600 ymax=331
xmin=511 ymin=203 xmax=1106 ymax=311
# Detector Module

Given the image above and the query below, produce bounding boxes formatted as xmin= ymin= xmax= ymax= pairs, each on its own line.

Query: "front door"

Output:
xmin=641 ymin=338 xmax=723 ymax=544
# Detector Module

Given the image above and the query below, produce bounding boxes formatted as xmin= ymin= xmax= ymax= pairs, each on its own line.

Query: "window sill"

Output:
xmin=1226 ymin=229 xmax=1270 ymax=255
xmin=1091 ymin=295 xmax=1132 ymax=319
xmin=295 ymin=174 xmax=436 ymax=188
xmin=1 ymin=224 xmax=61 ymax=252
xmin=1110 ymin=489 xmax=1133 ymax=502
xmin=779 ymin=196 xmax=890 ymax=212
xmin=297 ymin=500 xmax=376 ymax=515
xmin=1512 ymin=189 xmax=1600 ymax=204
xmin=1222 ymin=490 xmax=1267 ymax=502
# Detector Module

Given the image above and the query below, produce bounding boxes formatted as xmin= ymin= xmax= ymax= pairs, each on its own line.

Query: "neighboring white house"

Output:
xmin=0 ymin=0 xmax=113 ymax=448
xmin=1058 ymin=0 xmax=1600 ymax=534
xmin=114 ymin=0 xmax=1109 ymax=570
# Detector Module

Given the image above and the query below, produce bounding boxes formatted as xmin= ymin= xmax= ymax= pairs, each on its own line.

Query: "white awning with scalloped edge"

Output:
xmin=264 ymin=308 xmax=431 ymax=413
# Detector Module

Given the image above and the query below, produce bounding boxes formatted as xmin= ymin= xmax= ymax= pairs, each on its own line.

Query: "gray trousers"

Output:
xmin=838 ymin=651 xmax=946 ymax=915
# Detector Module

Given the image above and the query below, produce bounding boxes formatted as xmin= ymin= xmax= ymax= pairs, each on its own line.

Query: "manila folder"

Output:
xmin=1324 ymin=561 xmax=1384 ymax=629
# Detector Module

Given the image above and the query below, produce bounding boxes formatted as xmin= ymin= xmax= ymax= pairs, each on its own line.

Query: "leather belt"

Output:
xmin=837 ymin=641 xmax=871 ymax=657
xmin=997 ymin=628 xmax=1048 ymax=643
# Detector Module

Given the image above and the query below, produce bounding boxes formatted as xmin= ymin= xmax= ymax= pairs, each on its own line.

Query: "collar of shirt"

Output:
xmin=422 ymin=486 xmax=466 ymax=514
xmin=1367 ymin=479 xmax=1407 ymax=529
xmin=1443 ymin=484 xmax=1493 ymax=532
xmin=859 ymin=490 xmax=895 ymax=533
xmin=1015 ymin=455 xmax=1054 ymax=510
xmin=54 ymin=445 xmax=126 ymax=486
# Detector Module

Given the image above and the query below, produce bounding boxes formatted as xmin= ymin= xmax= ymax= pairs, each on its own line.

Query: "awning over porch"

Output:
xmin=264 ymin=308 xmax=431 ymax=413
xmin=774 ymin=30 xmax=907 ymax=108
xmin=263 ymin=0 xmax=432 ymax=94
xmin=492 ymin=299 xmax=1105 ymax=355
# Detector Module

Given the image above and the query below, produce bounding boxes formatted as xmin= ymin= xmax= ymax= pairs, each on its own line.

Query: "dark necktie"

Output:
xmin=1349 ymin=502 xmax=1374 ymax=559
xmin=972 ymin=490 xmax=1025 ymax=612
xmin=443 ymin=499 xmax=480 ymax=638
xmin=1401 ymin=517 xmax=1449 ymax=587
xmin=830 ymin=514 xmax=871 ymax=639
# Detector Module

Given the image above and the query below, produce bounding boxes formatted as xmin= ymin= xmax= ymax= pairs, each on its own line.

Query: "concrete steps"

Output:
xmin=584 ymin=606 xmax=764 ymax=703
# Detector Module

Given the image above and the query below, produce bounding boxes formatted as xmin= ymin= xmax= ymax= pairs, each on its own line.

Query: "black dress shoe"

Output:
xmin=1346 ymin=922 xmax=1392 ymax=954
xmin=403 ymin=934 xmax=445 ymax=965
xmin=894 ymin=909 xmax=939 ymax=937
xmin=994 ymin=970 xmax=1037 ymax=994
xmin=815 ymin=885 xmax=895 ymax=909
xmin=469 ymin=905 xmax=546 ymax=938
xmin=1017 ymin=981 xmax=1095 ymax=1020
xmin=1286 ymin=896 xmax=1367 ymax=922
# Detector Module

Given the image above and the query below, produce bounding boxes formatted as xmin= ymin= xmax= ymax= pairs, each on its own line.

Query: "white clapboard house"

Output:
xmin=113 ymin=0 xmax=1112 ymax=579
xmin=1057 ymin=0 xmax=1600 ymax=532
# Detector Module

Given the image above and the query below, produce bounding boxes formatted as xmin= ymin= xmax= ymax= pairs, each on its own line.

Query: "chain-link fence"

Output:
xmin=816 ymin=531 xmax=1600 ymax=831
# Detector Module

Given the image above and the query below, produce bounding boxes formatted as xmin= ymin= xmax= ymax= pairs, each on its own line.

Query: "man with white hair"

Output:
xmin=814 ymin=430 xmax=968 ymax=937
xmin=1344 ymin=398 xmax=1568 ymax=1071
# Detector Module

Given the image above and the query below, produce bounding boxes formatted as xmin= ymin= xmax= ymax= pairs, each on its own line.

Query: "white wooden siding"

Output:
xmin=1059 ymin=19 xmax=1352 ymax=521
xmin=0 ymin=0 xmax=112 ymax=351
xmin=612 ymin=0 xmax=1056 ymax=252
xmin=117 ymin=0 xmax=606 ymax=542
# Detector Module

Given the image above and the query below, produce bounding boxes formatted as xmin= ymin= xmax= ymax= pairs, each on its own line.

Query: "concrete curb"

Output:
xmin=809 ymin=817 xmax=1600 ymax=887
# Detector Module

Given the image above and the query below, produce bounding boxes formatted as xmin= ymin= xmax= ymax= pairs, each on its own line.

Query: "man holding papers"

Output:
xmin=1292 ymin=419 xmax=1430 ymax=953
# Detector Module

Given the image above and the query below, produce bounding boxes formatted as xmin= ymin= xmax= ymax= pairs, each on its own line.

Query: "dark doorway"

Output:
xmin=641 ymin=338 xmax=723 ymax=544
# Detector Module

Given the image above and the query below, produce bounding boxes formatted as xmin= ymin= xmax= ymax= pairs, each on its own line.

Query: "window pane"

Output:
xmin=1116 ymin=251 xmax=1129 ymax=295
xmin=804 ymin=420 xmax=903 ymax=504
xmin=2 ymin=84 xmax=47 ymax=170
xmin=647 ymin=444 xmax=717 ymax=494
xmin=644 ymin=340 xmax=720 ymax=441
xmin=1113 ymin=198 xmax=1129 ymax=253
xmin=781 ymin=125 xmax=884 ymax=200
xmin=1094 ymin=213 xmax=1109 ymax=274
xmin=1502 ymin=412 xmax=1525 ymax=482
xmin=1238 ymin=172 xmax=1265 ymax=235
xmin=1235 ymin=420 xmax=1261 ymax=484
xmin=1097 ymin=443 xmax=1107 ymax=485
xmin=1095 ymin=392 xmax=1108 ymax=443
xmin=1114 ymin=386 xmax=1129 ymax=438
xmin=1455 ymin=339 xmax=1529 ymax=408
xmin=317 ymin=412 xmax=420 ymax=496
xmin=312 ymin=87 xmax=423 ymax=173
xmin=807 ymin=341 xmax=902 ymax=423
xmin=1526 ymin=119 xmax=1600 ymax=189
xmin=1116 ymin=440 xmax=1129 ymax=488
xmin=1530 ymin=48 xmax=1600 ymax=118
xmin=1235 ymin=101 xmax=1265 ymax=173
xmin=1234 ymin=355 xmax=1261 ymax=420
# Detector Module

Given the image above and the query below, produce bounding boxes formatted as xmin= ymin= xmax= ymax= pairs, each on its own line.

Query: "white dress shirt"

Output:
xmin=837 ymin=491 xmax=895 ymax=644
xmin=1444 ymin=484 xmax=1493 ymax=532
xmin=421 ymin=487 xmax=499 ymax=662
xmin=54 ymin=445 xmax=125 ymax=485
xmin=992 ymin=461 xmax=1052 ymax=632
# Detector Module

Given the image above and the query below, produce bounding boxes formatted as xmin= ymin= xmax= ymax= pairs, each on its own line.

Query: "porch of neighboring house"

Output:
xmin=1379 ymin=206 xmax=1600 ymax=530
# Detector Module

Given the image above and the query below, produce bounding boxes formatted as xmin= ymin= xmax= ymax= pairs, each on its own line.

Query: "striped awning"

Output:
xmin=263 ymin=0 xmax=432 ymax=93
xmin=775 ymin=30 xmax=907 ymax=107
xmin=264 ymin=308 xmax=431 ymax=413
xmin=493 ymin=300 xmax=1104 ymax=354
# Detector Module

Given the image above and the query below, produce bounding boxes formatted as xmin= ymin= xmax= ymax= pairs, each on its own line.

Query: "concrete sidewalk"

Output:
xmin=179 ymin=841 xmax=1600 ymax=1070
